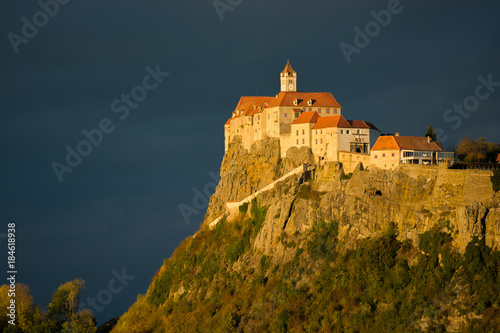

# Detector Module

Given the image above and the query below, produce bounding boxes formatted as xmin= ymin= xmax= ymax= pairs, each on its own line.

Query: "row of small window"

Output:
xmin=296 ymin=139 xmax=324 ymax=145
xmin=403 ymin=151 xmax=441 ymax=158
xmin=295 ymin=129 xmax=361 ymax=136
xmin=340 ymin=129 xmax=360 ymax=134
xmin=296 ymin=130 xmax=306 ymax=135
xmin=374 ymin=153 xmax=396 ymax=159
xmin=285 ymin=108 xmax=339 ymax=117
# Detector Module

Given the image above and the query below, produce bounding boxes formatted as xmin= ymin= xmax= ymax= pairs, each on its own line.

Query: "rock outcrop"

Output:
xmin=207 ymin=139 xmax=500 ymax=255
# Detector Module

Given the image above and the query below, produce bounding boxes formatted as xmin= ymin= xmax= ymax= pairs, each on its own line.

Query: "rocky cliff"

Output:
xmin=111 ymin=137 xmax=500 ymax=332
xmin=207 ymin=137 xmax=500 ymax=256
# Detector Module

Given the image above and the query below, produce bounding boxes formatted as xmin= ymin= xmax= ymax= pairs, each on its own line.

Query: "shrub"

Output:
xmin=149 ymin=270 xmax=173 ymax=306
xmin=249 ymin=198 xmax=268 ymax=235
xmin=226 ymin=239 xmax=246 ymax=264
xmin=491 ymin=169 xmax=500 ymax=192
xmin=239 ymin=202 xmax=249 ymax=214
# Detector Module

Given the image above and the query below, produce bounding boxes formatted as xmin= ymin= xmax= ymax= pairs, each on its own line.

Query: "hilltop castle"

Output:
xmin=224 ymin=61 xmax=452 ymax=171
xmin=224 ymin=61 xmax=380 ymax=165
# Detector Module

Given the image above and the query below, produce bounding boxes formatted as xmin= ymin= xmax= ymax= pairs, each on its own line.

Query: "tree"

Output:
xmin=425 ymin=125 xmax=437 ymax=143
xmin=61 ymin=309 xmax=96 ymax=333
xmin=46 ymin=279 xmax=96 ymax=332
xmin=456 ymin=136 xmax=500 ymax=162
xmin=0 ymin=284 xmax=43 ymax=331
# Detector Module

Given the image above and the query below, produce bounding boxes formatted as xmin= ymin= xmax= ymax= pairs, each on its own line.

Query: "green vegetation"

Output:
xmin=340 ymin=172 xmax=353 ymax=180
xmin=425 ymin=125 xmax=437 ymax=143
xmin=492 ymin=169 xmax=500 ymax=192
xmin=0 ymin=280 xmax=96 ymax=333
xmin=115 ymin=213 xmax=500 ymax=332
xmin=239 ymin=202 xmax=249 ymax=214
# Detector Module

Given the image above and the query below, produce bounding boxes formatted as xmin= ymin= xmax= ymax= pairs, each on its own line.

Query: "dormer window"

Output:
xmin=307 ymin=99 xmax=313 ymax=106
xmin=293 ymin=99 xmax=298 ymax=106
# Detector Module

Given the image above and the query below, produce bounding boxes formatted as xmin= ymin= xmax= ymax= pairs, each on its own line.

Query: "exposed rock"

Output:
xmin=208 ymin=141 xmax=500 ymax=253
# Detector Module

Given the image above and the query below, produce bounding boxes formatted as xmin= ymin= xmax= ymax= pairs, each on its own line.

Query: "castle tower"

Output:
xmin=280 ymin=60 xmax=297 ymax=92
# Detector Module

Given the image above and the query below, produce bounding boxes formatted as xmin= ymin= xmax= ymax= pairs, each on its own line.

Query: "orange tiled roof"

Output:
xmin=281 ymin=61 xmax=295 ymax=75
xmin=372 ymin=135 xmax=442 ymax=151
xmin=233 ymin=96 xmax=275 ymax=113
xmin=292 ymin=111 xmax=319 ymax=125
xmin=371 ymin=136 xmax=400 ymax=151
xmin=267 ymin=92 xmax=341 ymax=108
xmin=312 ymin=115 xmax=351 ymax=129
xmin=225 ymin=119 xmax=231 ymax=125
xmin=232 ymin=96 xmax=275 ymax=118
xmin=497 ymin=153 xmax=500 ymax=163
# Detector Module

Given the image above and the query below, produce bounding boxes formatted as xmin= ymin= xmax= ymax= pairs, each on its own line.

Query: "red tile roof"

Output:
xmin=292 ymin=111 xmax=319 ymax=125
xmin=371 ymin=136 xmax=400 ymax=151
xmin=313 ymin=115 xmax=350 ymax=129
xmin=497 ymin=153 xmax=500 ymax=163
xmin=267 ymin=92 xmax=341 ymax=108
xmin=225 ymin=119 xmax=231 ymax=125
xmin=348 ymin=120 xmax=380 ymax=131
xmin=372 ymin=135 xmax=442 ymax=151
xmin=233 ymin=96 xmax=275 ymax=115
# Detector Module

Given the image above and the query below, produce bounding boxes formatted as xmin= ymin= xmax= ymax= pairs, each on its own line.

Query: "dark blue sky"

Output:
xmin=1 ymin=0 xmax=499 ymax=325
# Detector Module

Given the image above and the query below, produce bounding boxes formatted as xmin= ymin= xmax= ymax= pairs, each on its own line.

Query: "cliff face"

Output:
xmin=204 ymin=137 xmax=314 ymax=223
xmin=112 ymin=138 xmax=500 ymax=333
xmin=208 ymin=137 xmax=500 ymax=256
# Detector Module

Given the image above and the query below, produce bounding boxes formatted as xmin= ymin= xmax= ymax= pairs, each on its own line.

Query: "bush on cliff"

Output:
xmin=491 ymin=169 xmax=500 ymax=192
xmin=116 ymin=217 xmax=500 ymax=333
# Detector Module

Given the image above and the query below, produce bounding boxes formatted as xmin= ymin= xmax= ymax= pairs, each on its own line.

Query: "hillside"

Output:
xmin=111 ymin=138 xmax=500 ymax=332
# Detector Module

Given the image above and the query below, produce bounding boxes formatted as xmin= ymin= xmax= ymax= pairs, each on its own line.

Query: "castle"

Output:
xmin=224 ymin=61 xmax=453 ymax=171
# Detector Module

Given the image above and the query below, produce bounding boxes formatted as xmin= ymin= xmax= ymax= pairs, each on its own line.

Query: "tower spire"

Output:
xmin=280 ymin=60 xmax=297 ymax=92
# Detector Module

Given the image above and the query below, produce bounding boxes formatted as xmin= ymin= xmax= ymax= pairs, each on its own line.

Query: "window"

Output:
xmin=383 ymin=154 xmax=386 ymax=157
xmin=309 ymin=108 xmax=312 ymax=111
xmin=392 ymin=153 xmax=395 ymax=157
xmin=326 ymin=108 xmax=330 ymax=114
xmin=320 ymin=130 xmax=322 ymax=134
xmin=346 ymin=130 xmax=350 ymax=134
xmin=296 ymin=139 xmax=299 ymax=145
xmin=295 ymin=112 xmax=299 ymax=118
xmin=318 ymin=108 xmax=321 ymax=114
xmin=315 ymin=139 xmax=318 ymax=144
xmin=302 ymin=129 xmax=305 ymax=135
xmin=357 ymin=129 xmax=360 ymax=134
xmin=268 ymin=114 xmax=270 ymax=120
xmin=375 ymin=155 xmax=378 ymax=159
xmin=315 ymin=130 xmax=317 ymax=135
xmin=284 ymin=113 xmax=287 ymax=117
xmin=321 ymin=139 xmax=323 ymax=144
xmin=302 ymin=139 xmax=305 ymax=144
xmin=340 ymin=130 xmax=343 ymax=134
xmin=289 ymin=79 xmax=293 ymax=83
xmin=334 ymin=109 xmax=338 ymax=114
xmin=296 ymin=130 xmax=299 ymax=136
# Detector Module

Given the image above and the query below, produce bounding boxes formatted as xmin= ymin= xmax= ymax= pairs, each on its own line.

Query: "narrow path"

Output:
xmin=208 ymin=165 xmax=306 ymax=229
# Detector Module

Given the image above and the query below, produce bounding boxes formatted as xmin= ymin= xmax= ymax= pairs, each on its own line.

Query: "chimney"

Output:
xmin=395 ymin=132 xmax=399 ymax=136
xmin=427 ymin=136 xmax=431 ymax=143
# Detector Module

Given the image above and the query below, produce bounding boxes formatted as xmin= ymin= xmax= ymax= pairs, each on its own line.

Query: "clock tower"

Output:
xmin=280 ymin=60 xmax=297 ymax=92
